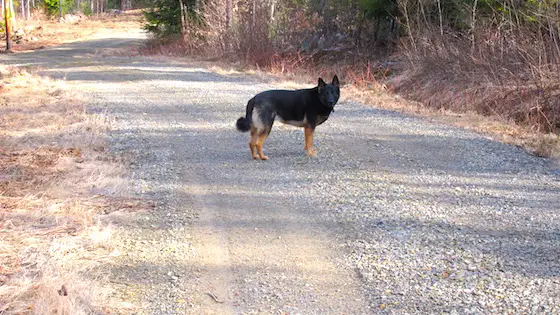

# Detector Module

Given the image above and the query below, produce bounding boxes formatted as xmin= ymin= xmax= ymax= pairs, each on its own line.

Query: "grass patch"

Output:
xmin=0 ymin=65 xmax=151 ymax=314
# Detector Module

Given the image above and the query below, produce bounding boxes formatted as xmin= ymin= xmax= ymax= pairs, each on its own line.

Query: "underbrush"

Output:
xmin=390 ymin=25 xmax=560 ymax=157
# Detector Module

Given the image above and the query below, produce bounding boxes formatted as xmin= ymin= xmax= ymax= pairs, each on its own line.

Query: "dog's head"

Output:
xmin=318 ymin=75 xmax=340 ymax=109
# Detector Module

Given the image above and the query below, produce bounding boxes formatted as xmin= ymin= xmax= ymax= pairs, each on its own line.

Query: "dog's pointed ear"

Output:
xmin=332 ymin=75 xmax=340 ymax=87
xmin=318 ymin=78 xmax=326 ymax=88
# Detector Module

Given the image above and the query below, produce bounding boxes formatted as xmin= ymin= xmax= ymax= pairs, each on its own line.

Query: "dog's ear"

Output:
xmin=318 ymin=78 xmax=326 ymax=88
xmin=332 ymin=75 xmax=340 ymax=87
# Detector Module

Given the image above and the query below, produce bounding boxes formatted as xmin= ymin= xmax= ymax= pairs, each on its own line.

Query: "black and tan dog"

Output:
xmin=236 ymin=76 xmax=340 ymax=160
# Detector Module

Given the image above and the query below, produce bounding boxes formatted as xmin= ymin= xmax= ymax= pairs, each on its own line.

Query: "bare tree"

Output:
xmin=179 ymin=0 xmax=186 ymax=34
xmin=252 ymin=0 xmax=256 ymax=29
xmin=398 ymin=0 xmax=416 ymax=51
xmin=436 ymin=0 xmax=443 ymax=37
xmin=226 ymin=0 xmax=230 ymax=29
xmin=470 ymin=0 xmax=478 ymax=53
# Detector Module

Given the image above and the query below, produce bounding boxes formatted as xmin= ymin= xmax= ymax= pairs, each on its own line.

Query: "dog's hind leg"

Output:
xmin=249 ymin=128 xmax=259 ymax=159
xmin=304 ymin=126 xmax=317 ymax=157
xmin=255 ymin=131 xmax=270 ymax=160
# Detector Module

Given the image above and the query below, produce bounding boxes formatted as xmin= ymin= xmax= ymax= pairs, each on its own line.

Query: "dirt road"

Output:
xmin=2 ymin=30 xmax=559 ymax=314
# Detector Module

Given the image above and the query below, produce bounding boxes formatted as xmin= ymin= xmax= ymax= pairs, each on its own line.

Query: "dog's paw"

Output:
xmin=260 ymin=155 xmax=269 ymax=161
xmin=306 ymin=149 xmax=317 ymax=157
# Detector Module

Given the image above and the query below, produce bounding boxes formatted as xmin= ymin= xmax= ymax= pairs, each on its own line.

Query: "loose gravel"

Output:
xmin=2 ymin=30 xmax=559 ymax=314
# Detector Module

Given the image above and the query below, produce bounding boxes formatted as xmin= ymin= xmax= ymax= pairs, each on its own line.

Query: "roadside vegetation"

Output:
xmin=0 ymin=62 xmax=150 ymax=314
xmin=0 ymin=4 xmax=158 ymax=311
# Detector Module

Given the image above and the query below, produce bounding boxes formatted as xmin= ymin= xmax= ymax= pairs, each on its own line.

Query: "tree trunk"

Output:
xmin=5 ymin=0 xmax=12 ymax=52
xmin=225 ymin=0 xmax=230 ymax=29
xmin=374 ymin=18 xmax=380 ymax=42
xmin=437 ymin=0 xmax=444 ymax=37
xmin=470 ymin=0 xmax=478 ymax=53
xmin=399 ymin=0 xmax=416 ymax=51
xmin=252 ymin=0 xmax=256 ymax=29
xmin=178 ymin=0 xmax=185 ymax=34
xmin=270 ymin=0 xmax=275 ymax=22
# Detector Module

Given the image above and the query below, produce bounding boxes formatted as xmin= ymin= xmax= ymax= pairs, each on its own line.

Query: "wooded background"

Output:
xmin=1 ymin=0 xmax=138 ymax=18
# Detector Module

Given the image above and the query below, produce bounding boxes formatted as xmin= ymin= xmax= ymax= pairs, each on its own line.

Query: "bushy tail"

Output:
xmin=236 ymin=99 xmax=254 ymax=132
xmin=236 ymin=117 xmax=251 ymax=132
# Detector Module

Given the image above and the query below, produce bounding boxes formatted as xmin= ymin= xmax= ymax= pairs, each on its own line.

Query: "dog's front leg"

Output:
xmin=304 ymin=126 xmax=316 ymax=157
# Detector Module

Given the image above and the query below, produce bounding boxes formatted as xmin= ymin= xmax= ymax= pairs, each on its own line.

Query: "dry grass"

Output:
xmin=0 ymin=66 xmax=151 ymax=314
xmin=0 ymin=10 xmax=144 ymax=52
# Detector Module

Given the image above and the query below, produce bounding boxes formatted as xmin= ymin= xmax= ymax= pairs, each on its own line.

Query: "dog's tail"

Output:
xmin=236 ymin=98 xmax=254 ymax=132
xmin=236 ymin=117 xmax=251 ymax=132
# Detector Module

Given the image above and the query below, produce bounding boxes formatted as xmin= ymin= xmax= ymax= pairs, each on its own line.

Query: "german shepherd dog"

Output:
xmin=236 ymin=76 xmax=340 ymax=160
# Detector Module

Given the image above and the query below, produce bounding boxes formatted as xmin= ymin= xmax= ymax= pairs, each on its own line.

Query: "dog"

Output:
xmin=236 ymin=75 xmax=340 ymax=160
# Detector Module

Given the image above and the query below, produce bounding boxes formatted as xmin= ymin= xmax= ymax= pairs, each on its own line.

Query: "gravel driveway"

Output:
xmin=2 ymin=30 xmax=559 ymax=314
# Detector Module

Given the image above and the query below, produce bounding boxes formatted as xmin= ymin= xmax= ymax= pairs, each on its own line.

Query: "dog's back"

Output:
xmin=254 ymin=89 xmax=313 ymax=124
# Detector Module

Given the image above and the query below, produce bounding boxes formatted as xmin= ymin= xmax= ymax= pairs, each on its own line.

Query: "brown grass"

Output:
xmin=383 ymin=23 xmax=560 ymax=158
xmin=0 ymin=66 xmax=151 ymax=314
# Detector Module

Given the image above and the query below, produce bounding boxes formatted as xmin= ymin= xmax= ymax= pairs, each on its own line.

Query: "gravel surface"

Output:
xmin=2 ymin=30 xmax=560 ymax=314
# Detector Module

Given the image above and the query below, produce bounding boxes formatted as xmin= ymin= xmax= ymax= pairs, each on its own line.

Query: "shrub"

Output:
xmin=43 ymin=0 xmax=74 ymax=17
